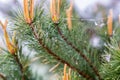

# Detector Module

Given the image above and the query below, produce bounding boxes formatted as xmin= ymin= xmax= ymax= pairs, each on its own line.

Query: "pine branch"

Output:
xmin=13 ymin=54 xmax=25 ymax=80
xmin=55 ymin=23 xmax=101 ymax=80
xmin=0 ymin=73 xmax=6 ymax=80
xmin=29 ymin=23 xmax=94 ymax=80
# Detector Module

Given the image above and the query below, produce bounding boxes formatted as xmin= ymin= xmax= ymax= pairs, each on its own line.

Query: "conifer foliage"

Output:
xmin=0 ymin=0 xmax=119 ymax=80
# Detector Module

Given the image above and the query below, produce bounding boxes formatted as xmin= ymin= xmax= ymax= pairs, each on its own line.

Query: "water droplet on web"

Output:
xmin=100 ymin=23 xmax=105 ymax=27
xmin=95 ymin=21 xmax=98 ymax=26
xmin=94 ymin=19 xmax=105 ymax=28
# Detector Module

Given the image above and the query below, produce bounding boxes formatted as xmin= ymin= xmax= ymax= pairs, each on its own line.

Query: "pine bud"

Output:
xmin=107 ymin=9 xmax=113 ymax=36
xmin=50 ymin=0 xmax=61 ymax=23
xmin=30 ymin=0 xmax=34 ymax=21
xmin=57 ymin=0 xmax=61 ymax=17
xmin=23 ymin=0 xmax=34 ymax=24
xmin=62 ymin=64 xmax=71 ymax=80
xmin=66 ymin=73 xmax=69 ymax=80
xmin=0 ymin=20 xmax=17 ymax=54
xmin=64 ymin=64 xmax=67 ymax=78
xmin=66 ymin=1 xmax=73 ymax=30
xmin=68 ymin=69 xmax=71 ymax=80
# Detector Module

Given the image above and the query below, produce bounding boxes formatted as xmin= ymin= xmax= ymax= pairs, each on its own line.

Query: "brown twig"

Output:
xmin=13 ymin=54 xmax=25 ymax=80
xmin=56 ymin=24 xmax=101 ymax=80
xmin=0 ymin=73 xmax=6 ymax=80
xmin=29 ymin=23 xmax=94 ymax=80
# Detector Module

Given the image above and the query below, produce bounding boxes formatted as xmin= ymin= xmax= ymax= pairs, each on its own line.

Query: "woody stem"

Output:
xmin=55 ymin=23 xmax=101 ymax=80
xmin=29 ymin=23 xmax=94 ymax=80
xmin=13 ymin=54 xmax=25 ymax=80
xmin=0 ymin=73 xmax=6 ymax=80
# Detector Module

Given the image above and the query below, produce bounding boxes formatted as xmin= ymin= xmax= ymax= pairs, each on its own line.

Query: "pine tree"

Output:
xmin=0 ymin=0 xmax=119 ymax=80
